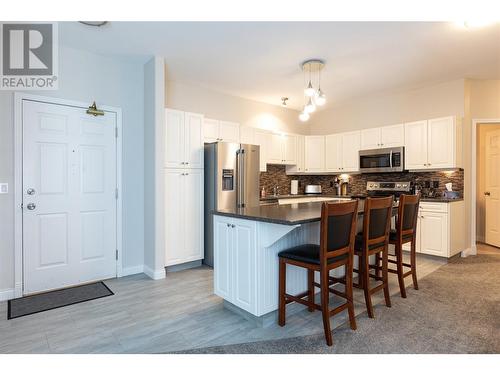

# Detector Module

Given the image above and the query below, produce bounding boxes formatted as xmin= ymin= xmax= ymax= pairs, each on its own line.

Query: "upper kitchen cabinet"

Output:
xmin=239 ymin=126 xmax=254 ymax=144
xmin=203 ymin=118 xmax=240 ymax=143
xmin=405 ymin=116 xmax=462 ymax=170
xmin=165 ymin=109 xmax=204 ymax=169
xmin=304 ymin=136 xmax=325 ymax=172
xmin=286 ymin=135 xmax=305 ymax=174
xmin=325 ymin=131 xmax=361 ymax=173
xmin=360 ymin=124 xmax=404 ymax=150
xmin=253 ymin=129 xmax=270 ymax=172
xmin=267 ymin=133 xmax=298 ymax=165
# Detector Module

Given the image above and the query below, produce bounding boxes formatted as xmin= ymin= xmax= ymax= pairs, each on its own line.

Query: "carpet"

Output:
xmin=8 ymin=281 xmax=114 ymax=319
xmin=178 ymin=255 xmax=500 ymax=354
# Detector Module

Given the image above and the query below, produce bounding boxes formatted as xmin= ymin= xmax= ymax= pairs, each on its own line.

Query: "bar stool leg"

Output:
xmin=395 ymin=243 xmax=407 ymax=298
xmin=307 ymin=269 xmax=315 ymax=312
xmin=320 ymin=269 xmax=333 ymax=346
xmin=278 ymin=258 xmax=286 ymax=326
xmin=410 ymin=240 xmax=419 ymax=290
xmin=375 ymin=252 xmax=381 ymax=278
xmin=345 ymin=261 xmax=357 ymax=330
xmin=362 ymin=252 xmax=375 ymax=318
xmin=382 ymin=246 xmax=391 ymax=308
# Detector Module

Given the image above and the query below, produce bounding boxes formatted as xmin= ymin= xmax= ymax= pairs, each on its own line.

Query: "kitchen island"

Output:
xmin=212 ymin=199 xmax=388 ymax=325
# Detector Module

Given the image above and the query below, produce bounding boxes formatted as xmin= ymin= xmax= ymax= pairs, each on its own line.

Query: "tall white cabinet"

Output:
xmin=165 ymin=109 xmax=204 ymax=266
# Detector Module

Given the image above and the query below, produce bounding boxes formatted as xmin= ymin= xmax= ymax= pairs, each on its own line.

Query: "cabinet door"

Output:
xmin=203 ymin=118 xmax=219 ymax=143
xmin=304 ymin=136 xmax=325 ymax=172
xmin=165 ymin=169 xmax=184 ymax=265
xmin=184 ymin=112 xmax=204 ymax=169
xmin=239 ymin=126 xmax=254 ymax=144
xmin=219 ymin=121 xmax=240 ymax=143
xmin=420 ymin=212 xmax=448 ymax=257
xmin=342 ymin=131 xmax=361 ymax=172
xmin=267 ymin=134 xmax=283 ymax=164
xmin=232 ymin=220 xmax=256 ymax=313
xmin=404 ymin=120 xmax=428 ymax=170
xmin=428 ymin=116 xmax=454 ymax=169
xmin=283 ymin=134 xmax=297 ymax=165
xmin=325 ymin=134 xmax=342 ymax=172
xmin=165 ymin=109 xmax=185 ymax=168
xmin=360 ymin=128 xmax=381 ymax=150
xmin=296 ymin=135 xmax=305 ymax=172
xmin=253 ymin=130 xmax=269 ymax=172
xmin=214 ymin=218 xmax=232 ymax=300
xmin=380 ymin=124 xmax=404 ymax=148
xmin=182 ymin=169 xmax=204 ymax=262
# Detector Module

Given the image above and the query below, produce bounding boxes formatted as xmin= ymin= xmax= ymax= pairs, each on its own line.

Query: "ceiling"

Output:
xmin=59 ymin=22 xmax=500 ymax=111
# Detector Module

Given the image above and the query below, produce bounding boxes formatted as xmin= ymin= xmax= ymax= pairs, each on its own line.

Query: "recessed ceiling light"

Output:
xmin=281 ymin=97 xmax=289 ymax=107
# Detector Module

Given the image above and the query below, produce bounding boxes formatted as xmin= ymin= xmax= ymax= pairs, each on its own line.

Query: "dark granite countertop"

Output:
xmin=213 ymin=199 xmax=397 ymax=226
xmin=420 ymin=197 xmax=464 ymax=203
xmin=259 ymin=194 xmax=463 ymax=204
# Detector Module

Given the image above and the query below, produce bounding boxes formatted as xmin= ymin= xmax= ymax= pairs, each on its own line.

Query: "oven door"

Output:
xmin=359 ymin=147 xmax=405 ymax=173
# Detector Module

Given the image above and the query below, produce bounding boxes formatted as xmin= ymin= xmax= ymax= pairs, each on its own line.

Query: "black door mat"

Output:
xmin=7 ymin=281 xmax=114 ymax=319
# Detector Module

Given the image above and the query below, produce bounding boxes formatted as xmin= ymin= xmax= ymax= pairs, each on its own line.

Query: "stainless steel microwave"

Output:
xmin=359 ymin=146 xmax=405 ymax=173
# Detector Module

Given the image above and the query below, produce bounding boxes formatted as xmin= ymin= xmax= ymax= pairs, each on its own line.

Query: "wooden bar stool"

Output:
xmin=278 ymin=200 xmax=359 ymax=346
xmin=388 ymin=194 xmax=421 ymax=298
xmin=334 ymin=196 xmax=393 ymax=318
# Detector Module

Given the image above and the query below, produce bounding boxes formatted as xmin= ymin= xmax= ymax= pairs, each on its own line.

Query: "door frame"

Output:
xmin=470 ymin=118 xmax=500 ymax=256
xmin=13 ymin=93 xmax=123 ymax=297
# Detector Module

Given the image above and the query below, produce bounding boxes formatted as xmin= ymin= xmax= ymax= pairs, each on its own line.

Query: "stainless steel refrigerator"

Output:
xmin=204 ymin=142 xmax=260 ymax=267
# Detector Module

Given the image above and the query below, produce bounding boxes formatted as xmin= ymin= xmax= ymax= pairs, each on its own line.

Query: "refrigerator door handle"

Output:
xmin=240 ymin=149 xmax=245 ymax=208
xmin=236 ymin=149 xmax=241 ymax=208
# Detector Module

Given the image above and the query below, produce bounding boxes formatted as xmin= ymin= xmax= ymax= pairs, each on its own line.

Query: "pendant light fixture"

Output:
xmin=298 ymin=59 xmax=326 ymax=122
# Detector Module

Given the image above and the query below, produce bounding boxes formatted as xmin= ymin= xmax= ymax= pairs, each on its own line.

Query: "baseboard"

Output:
xmin=121 ymin=265 xmax=144 ymax=277
xmin=476 ymin=235 xmax=485 ymax=243
xmin=143 ymin=265 xmax=166 ymax=280
xmin=166 ymin=260 xmax=202 ymax=273
xmin=0 ymin=288 xmax=15 ymax=302
xmin=461 ymin=246 xmax=477 ymax=258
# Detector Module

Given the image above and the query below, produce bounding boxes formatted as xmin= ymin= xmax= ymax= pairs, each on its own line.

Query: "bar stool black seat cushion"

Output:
xmin=354 ymin=234 xmax=386 ymax=252
xmin=278 ymin=244 xmax=348 ymax=265
xmin=389 ymin=229 xmax=413 ymax=242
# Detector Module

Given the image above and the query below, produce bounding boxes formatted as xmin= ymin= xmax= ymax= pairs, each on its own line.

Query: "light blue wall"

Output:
xmin=0 ymin=46 xmax=145 ymax=291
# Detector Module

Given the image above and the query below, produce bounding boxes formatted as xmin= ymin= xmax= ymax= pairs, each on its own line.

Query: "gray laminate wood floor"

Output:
xmin=0 ymin=253 xmax=446 ymax=354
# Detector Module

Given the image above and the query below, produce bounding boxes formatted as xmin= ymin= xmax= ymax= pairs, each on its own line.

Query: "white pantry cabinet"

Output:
xmin=203 ymin=118 xmax=240 ymax=143
xmin=404 ymin=116 xmax=462 ymax=170
xmin=164 ymin=168 xmax=204 ymax=266
xmin=402 ymin=201 xmax=465 ymax=258
xmin=360 ymin=124 xmax=404 ymax=150
xmin=165 ymin=109 xmax=204 ymax=169
xmin=214 ymin=216 xmax=257 ymax=313
xmin=304 ymin=136 xmax=325 ymax=172
xmin=325 ymin=131 xmax=360 ymax=173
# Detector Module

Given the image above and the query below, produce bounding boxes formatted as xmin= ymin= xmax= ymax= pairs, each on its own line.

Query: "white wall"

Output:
xmin=0 ymin=46 xmax=145 ymax=293
xmin=309 ymin=79 xmax=466 ymax=134
xmin=166 ymin=80 xmax=306 ymax=135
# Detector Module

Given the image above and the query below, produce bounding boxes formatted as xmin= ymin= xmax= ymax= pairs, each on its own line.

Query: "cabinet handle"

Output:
xmin=231 ymin=224 xmax=235 ymax=228
xmin=227 ymin=223 xmax=231 ymax=227
xmin=185 ymin=162 xmax=189 ymax=165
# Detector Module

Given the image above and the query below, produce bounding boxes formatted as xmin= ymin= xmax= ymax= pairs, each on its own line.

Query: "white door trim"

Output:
xmin=13 ymin=93 xmax=123 ymax=297
xmin=469 ymin=118 xmax=500 ymax=257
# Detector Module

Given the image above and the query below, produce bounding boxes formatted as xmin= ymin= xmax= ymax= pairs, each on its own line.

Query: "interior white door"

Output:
xmin=23 ymin=100 xmax=117 ymax=294
xmin=485 ymin=129 xmax=500 ymax=247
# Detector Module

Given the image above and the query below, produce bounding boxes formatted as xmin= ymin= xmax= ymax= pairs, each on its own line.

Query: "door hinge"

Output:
xmin=115 ymin=126 xmax=118 ymax=138
xmin=115 ymin=188 xmax=119 ymax=199
xmin=116 ymin=249 xmax=119 ymax=260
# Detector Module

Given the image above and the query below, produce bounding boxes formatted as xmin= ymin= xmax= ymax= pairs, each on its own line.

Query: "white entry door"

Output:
xmin=485 ymin=129 xmax=500 ymax=247
xmin=23 ymin=100 xmax=117 ymax=294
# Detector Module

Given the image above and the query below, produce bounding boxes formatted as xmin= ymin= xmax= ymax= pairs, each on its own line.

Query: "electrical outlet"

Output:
xmin=0 ymin=183 xmax=8 ymax=194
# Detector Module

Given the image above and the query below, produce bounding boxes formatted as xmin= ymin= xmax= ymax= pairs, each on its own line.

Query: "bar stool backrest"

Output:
xmin=396 ymin=194 xmax=421 ymax=242
xmin=319 ymin=200 xmax=359 ymax=265
xmin=361 ymin=196 xmax=394 ymax=248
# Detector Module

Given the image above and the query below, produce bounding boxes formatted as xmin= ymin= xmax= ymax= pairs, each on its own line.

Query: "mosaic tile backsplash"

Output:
xmin=260 ymin=164 xmax=464 ymax=197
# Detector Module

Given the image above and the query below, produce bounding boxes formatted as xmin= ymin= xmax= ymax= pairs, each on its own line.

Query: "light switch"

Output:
xmin=0 ymin=183 xmax=8 ymax=194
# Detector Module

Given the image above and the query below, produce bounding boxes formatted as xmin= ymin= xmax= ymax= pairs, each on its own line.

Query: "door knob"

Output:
xmin=27 ymin=188 xmax=36 ymax=195
xmin=484 ymin=192 xmax=491 ymax=196
xmin=27 ymin=203 xmax=36 ymax=210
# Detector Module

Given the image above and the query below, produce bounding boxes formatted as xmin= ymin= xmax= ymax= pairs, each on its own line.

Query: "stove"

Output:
xmin=366 ymin=181 xmax=411 ymax=200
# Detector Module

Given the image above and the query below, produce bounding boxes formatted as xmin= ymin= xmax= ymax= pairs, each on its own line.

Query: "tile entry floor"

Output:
xmin=0 ymin=253 xmax=447 ymax=354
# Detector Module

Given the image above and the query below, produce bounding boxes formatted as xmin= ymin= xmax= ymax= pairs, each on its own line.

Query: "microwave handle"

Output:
xmin=390 ymin=150 xmax=393 ymax=168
